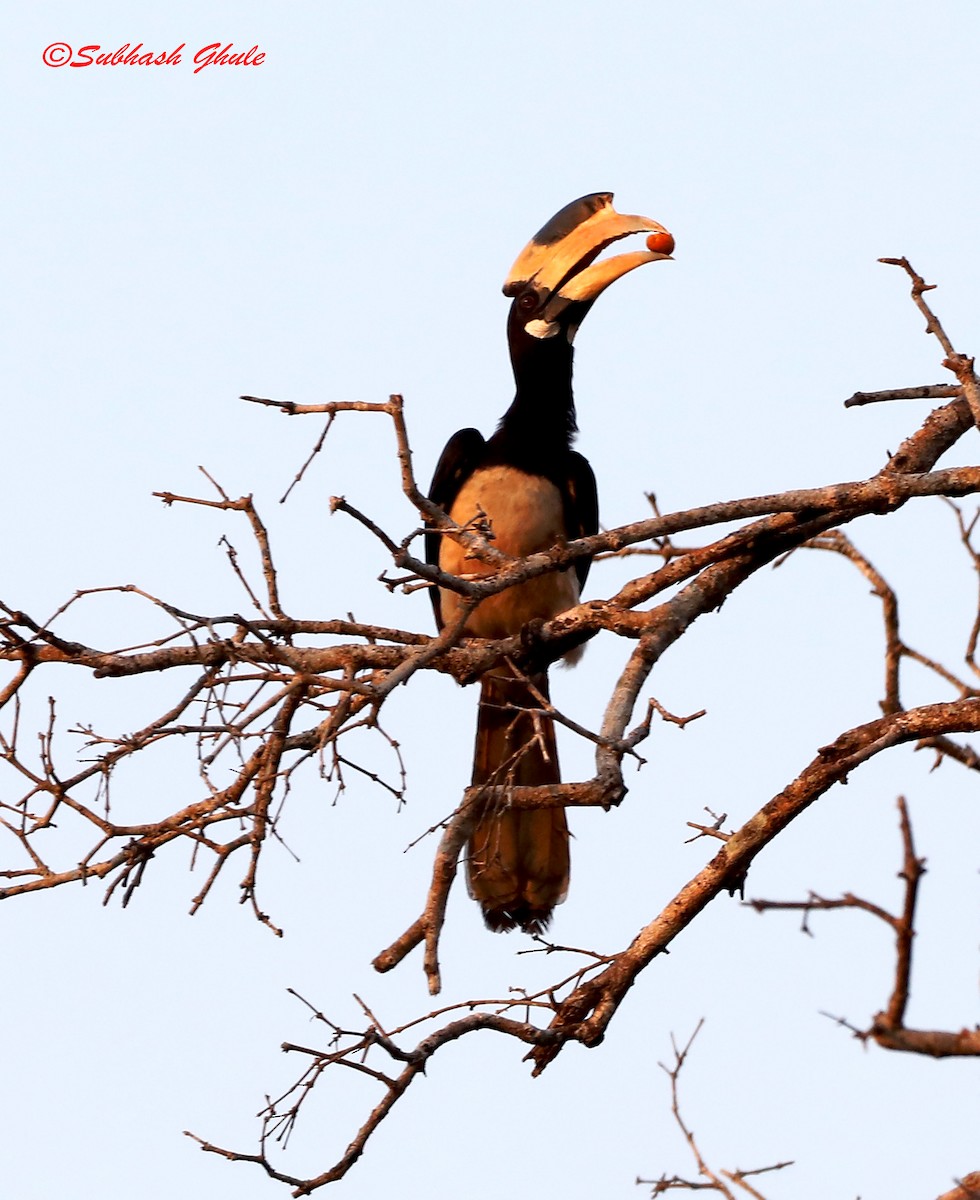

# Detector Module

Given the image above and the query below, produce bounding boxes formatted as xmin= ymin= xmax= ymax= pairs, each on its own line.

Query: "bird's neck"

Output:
xmin=494 ymin=345 xmax=577 ymax=466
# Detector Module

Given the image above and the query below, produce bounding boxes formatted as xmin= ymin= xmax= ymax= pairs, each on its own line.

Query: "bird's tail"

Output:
xmin=467 ymin=667 xmax=569 ymax=933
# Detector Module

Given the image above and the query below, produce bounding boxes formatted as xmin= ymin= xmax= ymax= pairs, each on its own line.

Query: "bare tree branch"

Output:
xmin=3 ymin=260 xmax=979 ymax=1194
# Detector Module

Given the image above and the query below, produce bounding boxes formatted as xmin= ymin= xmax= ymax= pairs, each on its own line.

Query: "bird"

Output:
xmin=425 ymin=192 xmax=672 ymax=934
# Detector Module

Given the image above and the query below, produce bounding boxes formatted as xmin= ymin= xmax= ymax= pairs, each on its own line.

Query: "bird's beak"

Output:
xmin=504 ymin=192 xmax=671 ymax=297
xmin=503 ymin=193 xmax=671 ymax=338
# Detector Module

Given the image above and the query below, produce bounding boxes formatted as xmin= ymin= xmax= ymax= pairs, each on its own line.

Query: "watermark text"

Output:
xmin=42 ymin=42 xmax=266 ymax=73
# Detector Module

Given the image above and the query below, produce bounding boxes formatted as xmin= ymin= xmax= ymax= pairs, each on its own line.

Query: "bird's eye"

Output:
xmin=518 ymin=290 xmax=539 ymax=314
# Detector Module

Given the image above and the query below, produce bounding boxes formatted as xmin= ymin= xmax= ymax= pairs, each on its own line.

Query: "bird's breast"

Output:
xmin=439 ymin=465 xmax=580 ymax=639
xmin=449 ymin=467 xmax=569 ymax=557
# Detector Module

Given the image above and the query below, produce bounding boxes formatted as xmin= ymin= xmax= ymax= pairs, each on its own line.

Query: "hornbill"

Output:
xmin=426 ymin=193 xmax=672 ymax=933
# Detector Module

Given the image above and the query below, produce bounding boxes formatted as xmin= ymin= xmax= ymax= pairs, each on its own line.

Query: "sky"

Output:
xmin=3 ymin=2 xmax=979 ymax=1198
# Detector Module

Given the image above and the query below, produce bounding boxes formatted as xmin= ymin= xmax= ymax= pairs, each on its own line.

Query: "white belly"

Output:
xmin=439 ymin=466 xmax=580 ymax=639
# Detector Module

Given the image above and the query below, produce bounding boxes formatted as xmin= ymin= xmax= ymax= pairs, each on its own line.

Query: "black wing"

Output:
xmin=425 ymin=427 xmax=487 ymax=629
xmin=563 ymin=450 xmax=599 ymax=593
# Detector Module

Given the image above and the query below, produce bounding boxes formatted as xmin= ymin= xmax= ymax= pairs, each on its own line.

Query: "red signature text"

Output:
xmin=42 ymin=41 xmax=266 ymax=71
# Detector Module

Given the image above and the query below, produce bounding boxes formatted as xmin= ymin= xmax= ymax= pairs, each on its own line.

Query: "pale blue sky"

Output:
xmin=3 ymin=3 xmax=979 ymax=1198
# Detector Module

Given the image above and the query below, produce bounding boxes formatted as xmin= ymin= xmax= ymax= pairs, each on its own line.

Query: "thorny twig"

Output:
xmin=748 ymin=797 xmax=980 ymax=1058
xmin=636 ymin=1022 xmax=793 ymax=1198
